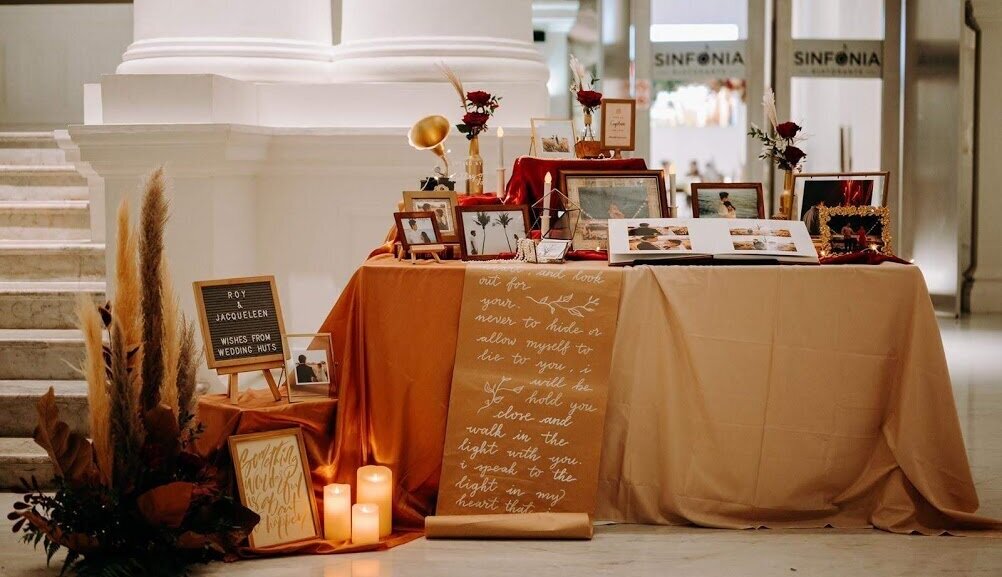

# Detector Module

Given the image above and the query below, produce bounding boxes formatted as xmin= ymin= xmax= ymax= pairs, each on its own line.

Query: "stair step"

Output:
xmin=0 ymin=281 xmax=105 ymax=329
xmin=0 ymin=200 xmax=90 ymax=241
xmin=0 ymin=381 xmax=88 ymax=437
xmin=0 ymin=329 xmax=86 ymax=380
xmin=0 ymin=241 xmax=105 ymax=281
xmin=0 ymin=132 xmax=59 ymax=148
xmin=0 ymin=437 xmax=53 ymax=490
xmin=0 ymin=166 xmax=88 ymax=202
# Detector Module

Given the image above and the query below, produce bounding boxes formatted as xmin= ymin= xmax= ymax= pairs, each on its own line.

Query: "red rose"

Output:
xmin=783 ymin=145 xmax=806 ymax=167
xmin=467 ymin=90 xmax=492 ymax=107
xmin=576 ymin=90 xmax=603 ymax=109
xmin=776 ymin=121 xmax=801 ymax=139
xmin=462 ymin=112 xmax=490 ymax=127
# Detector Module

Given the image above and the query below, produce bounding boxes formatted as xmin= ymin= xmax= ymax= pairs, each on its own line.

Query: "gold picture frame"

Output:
xmin=792 ymin=171 xmax=890 ymax=236
xmin=600 ymin=98 xmax=637 ymax=152
xmin=228 ymin=428 xmax=321 ymax=548
xmin=402 ymin=190 xmax=459 ymax=243
xmin=818 ymin=205 xmax=892 ymax=256
xmin=529 ymin=118 xmax=577 ymax=159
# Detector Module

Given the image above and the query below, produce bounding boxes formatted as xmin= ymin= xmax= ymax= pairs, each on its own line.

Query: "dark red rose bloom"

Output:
xmin=462 ymin=112 xmax=490 ymax=127
xmin=577 ymin=90 xmax=603 ymax=109
xmin=467 ymin=90 xmax=493 ymax=107
xmin=775 ymin=121 xmax=802 ymax=139
xmin=783 ymin=145 xmax=806 ymax=166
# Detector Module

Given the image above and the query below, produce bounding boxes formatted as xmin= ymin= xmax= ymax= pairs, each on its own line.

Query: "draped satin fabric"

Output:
xmin=502 ymin=157 xmax=648 ymax=206
xmin=318 ymin=257 xmax=1000 ymax=535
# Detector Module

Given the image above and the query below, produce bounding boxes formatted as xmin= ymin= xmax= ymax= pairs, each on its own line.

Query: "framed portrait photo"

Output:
xmin=530 ymin=118 xmax=577 ymax=159
xmin=455 ymin=205 xmax=531 ymax=261
xmin=394 ymin=211 xmax=442 ymax=252
xmin=284 ymin=333 xmax=335 ymax=403
xmin=228 ymin=428 xmax=321 ymax=548
xmin=402 ymin=190 xmax=459 ymax=243
xmin=818 ymin=205 xmax=893 ymax=256
xmin=793 ymin=172 xmax=889 ymax=237
xmin=600 ymin=98 xmax=636 ymax=152
xmin=691 ymin=183 xmax=765 ymax=219
xmin=560 ymin=169 xmax=667 ymax=250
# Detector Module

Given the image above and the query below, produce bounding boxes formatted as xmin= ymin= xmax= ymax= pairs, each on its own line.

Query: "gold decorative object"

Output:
xmin=465 ymin=135 xmax=484 ymax=195
xmin=778 ymin=169 xmax=795 ymax=219
xmin=408 ymin=115 xmax=451 ymax=179
xmin=818 ymin=205 xmax=892 ymax=256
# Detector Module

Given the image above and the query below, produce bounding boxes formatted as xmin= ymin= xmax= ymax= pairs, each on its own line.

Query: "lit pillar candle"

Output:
xmin=541 ymin=171 xmax=552 ymax=237
xmin=667 ymin=165 xmax=677 ymax=216
xmin=323 ymin=483 xmax=352 ymax=542
xmin=351 ymin=503 xmax=380 ymax=545
xmin=356 ymin=465 xmax=392 ymax=537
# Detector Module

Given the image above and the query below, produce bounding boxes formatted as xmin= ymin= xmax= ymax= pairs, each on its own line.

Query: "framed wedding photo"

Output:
xmin=284 ymin=333 xmax=335 ymax=403
xmin=402 ymin=190 xmax=459 ymax=243
xmin=228 ymin=428 xmax=321 ymax=548
xmin=560 ymin=169 xmax=667 ymax=250
xmin=818 ymin=205 xmax=892 ymax=256
xmin=530 ymin=118 xmax=577 ymax=159
xmin=455 ymin=205 xmax=531 ymax=260
xmin=600 ymin=98 xmax=636 ymax=152
xmin=394 ymin=211 xmax=442 ymax=252
xmin=691 ymin=183 xmax=765 ymax=219
xmin=793 ymin=172 xmax=889 ymax=237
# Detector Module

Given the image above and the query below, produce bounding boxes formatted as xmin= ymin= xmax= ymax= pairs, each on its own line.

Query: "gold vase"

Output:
xmin=465 ymin=136 xmax=484 ymax=195
xmin=779 ymin=169 xmax=795 ymax=219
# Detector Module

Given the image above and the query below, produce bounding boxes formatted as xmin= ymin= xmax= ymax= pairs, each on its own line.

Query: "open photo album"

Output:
xmin=607 ymin=218 xmax=819 ymax=266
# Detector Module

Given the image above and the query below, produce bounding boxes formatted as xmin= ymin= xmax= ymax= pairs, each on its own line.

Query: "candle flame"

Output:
xmin=497 ymin=127 xmax=504 ymax=137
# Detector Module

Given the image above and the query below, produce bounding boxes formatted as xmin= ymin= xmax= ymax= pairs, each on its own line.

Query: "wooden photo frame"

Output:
xmin=792 ymin=171 xmax=890 ymax=237
xmin=690 ymin=182 xmax=765 ymax=219
xmin=228 ymin=428 xmax=321 ymax=548
xmin=394 ymin=211 xmax=442 ymax=252
xmin=454 ymin=205 xmax=531 ymax=261
xmin=530 ymin=118 xmax=577 ymax=159
xmin=559 ymin=169 xmax=667 ymax=251
xmin=402 ymin=190 xmax=459 ymax=243
xmin=193 ymin=275 xmax=288 ymax=370
xmin=818 ymin=205 xmax=892 ymax=256
xmin=284 ymin=333 xmax=336 ymax=403
xmin=600 ymin=98 xmax=637 ymax=152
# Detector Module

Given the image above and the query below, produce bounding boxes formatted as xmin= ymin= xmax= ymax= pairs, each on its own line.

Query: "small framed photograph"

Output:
xmin=690 ymin=183 xmax=765 ymax=219
xmin=284 ymin=333 xmax=335 ymax=403
xmin=535 ymin=239 xmax=572 ymax=263
xmin=228 ymin=428 xmax=321 ymax=548
xmin=793 ymin=172 xmax=889 ymax=237
xmin=600 ymin=98 xmax=636 ymax=151
xmin=819 ymin=205 xmax=892 ymax=256
xmin=455 ymin=205 xmax=531 ymax=260
xmin=402 ymin=190 xmax=459 ymax=243
xmin=560 ymin=170 xmax=667 ymax=250
xmin=394 ymin=211 xmax=442 ymax=251
xmin=530 ymin=118 xmax=577 ymax=159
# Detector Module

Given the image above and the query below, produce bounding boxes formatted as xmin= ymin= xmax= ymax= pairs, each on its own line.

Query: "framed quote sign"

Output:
xmin=600 ymin=98 xmax=636 ymax=155
xmin=228 ymin=428 xmax=320 ymax=548
xmin=193 ymin=275 xmax=288 ymax=402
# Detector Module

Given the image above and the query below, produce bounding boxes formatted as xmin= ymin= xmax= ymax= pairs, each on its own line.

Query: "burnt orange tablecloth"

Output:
xmin=319 ymin=256 xmax=999 ymax=535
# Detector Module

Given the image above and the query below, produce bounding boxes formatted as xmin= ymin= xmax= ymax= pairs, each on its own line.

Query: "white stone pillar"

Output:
xmin=534 ymin=1 xmax=580 ymax=117
xmin=970 ymin=0 xmax=1002 ymax=312
xmin=331 ymin=0 xmax=549 ymax=118
xmin=117 ymin=0 xmax=333 ymax=82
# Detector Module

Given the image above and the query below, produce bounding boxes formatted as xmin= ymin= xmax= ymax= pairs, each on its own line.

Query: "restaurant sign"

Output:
xmin=791 ymin=40 xmax=883 ymax=78
xmin=652 ymin=41 xmax=747 ymax=81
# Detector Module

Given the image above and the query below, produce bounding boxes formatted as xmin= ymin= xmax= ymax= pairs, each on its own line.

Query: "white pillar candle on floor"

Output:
xmin=323 ymin=484 xmax=352 ymax=542
xmin=356 ymin=465 xmax=393 ymax=537
xmin=351 ymin=503 xmax=380 ymax=545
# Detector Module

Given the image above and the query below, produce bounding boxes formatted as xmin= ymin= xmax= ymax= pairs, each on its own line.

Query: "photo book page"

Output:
xmin=607 ymin=218 xmax=819 ymax=265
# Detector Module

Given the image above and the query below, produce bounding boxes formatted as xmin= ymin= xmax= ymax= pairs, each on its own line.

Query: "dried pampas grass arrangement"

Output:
xmin=76 ymin=295 xmax=112 ymax=487
xmin=139 ymin=167 xmax=168 ymax=412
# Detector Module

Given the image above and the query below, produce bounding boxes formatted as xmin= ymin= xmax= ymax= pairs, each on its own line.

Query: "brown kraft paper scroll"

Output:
xmin=425 ymin=513 xmax=594 ymax=540
xmin=437 ymin=264 xmax=623 ymax=516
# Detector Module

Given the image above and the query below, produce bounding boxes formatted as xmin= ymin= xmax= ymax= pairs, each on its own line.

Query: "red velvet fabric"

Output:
xmin=503 ymin=156 xmax=648 ymax=206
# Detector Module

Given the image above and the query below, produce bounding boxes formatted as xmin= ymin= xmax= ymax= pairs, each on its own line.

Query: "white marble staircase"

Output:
xmin=0 ymin=132 xmax=104 ymax=489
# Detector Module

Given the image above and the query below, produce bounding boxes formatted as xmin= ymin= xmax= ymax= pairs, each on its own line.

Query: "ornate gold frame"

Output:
xmin=818 ymin=205 xmax=893 ymax=256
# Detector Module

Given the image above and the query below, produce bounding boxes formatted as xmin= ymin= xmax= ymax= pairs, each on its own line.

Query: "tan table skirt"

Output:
xmin=320 ymin=257 xmax=999 ymax=535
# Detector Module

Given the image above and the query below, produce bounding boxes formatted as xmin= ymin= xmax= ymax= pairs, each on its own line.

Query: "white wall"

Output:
xmin=0 ymin=4 xmax=132 ymax=130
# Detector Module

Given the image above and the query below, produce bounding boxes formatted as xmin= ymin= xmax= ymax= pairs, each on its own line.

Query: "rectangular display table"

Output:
xmin=319 ymin=256 xmax=996 ymax=535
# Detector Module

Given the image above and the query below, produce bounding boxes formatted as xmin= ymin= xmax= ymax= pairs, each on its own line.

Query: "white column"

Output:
xmin=970 ymin=0 xmax=1002 ymax=312
xmin=331 ymin=0 xmax=548 ymax=117
xmin=533 ymin=1 xmax=579 ymax=118
xmin=117 ymin=0 xmax=333 ymax=82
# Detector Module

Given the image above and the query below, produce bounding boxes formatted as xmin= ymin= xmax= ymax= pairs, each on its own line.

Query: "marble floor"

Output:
xmin=1 ymin=315 xmax=1000 ymax=577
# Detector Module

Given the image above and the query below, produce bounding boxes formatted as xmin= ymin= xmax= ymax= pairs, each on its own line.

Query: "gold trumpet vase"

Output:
xmin=465 ymin=136 xmax=484 ymax=195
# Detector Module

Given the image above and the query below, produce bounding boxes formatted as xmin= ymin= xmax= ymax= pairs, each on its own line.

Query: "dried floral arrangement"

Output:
xmin=569 ymin=54 xmax=602 ymax=114
xmin=748 ymin=89 xmax=807 ymax=172
xmin=438 ymin=62 xmax=501 ymax=140
xmin=8 ymin=167 xmax=259 ymax=577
